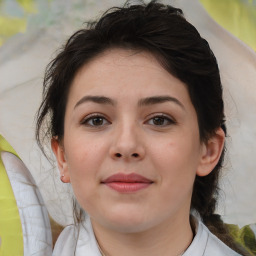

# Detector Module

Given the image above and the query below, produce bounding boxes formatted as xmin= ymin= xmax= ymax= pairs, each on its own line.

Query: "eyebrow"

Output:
xmin=74 ymin=95 xmax=184 ymax=110
xmin=74 ymin=96 xmax=116 ymax=109
xmin=138 ymin=96 xmax=185 ymax=110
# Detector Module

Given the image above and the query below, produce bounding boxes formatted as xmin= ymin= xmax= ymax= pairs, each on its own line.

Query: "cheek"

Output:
xmin=154 ymin=146 xmax=197 ymax=212
xmin=65 ymin=135 xmax=107 ymax=169
xmin=151 ymin=135 xmax=200 ymax=188
xmin=63 ymin=136 xmax=109 ymax=196
xmin=64 ymin=140 xmax=101 ymax=210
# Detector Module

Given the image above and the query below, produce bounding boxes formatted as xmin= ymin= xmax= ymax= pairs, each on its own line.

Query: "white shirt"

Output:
xmin=53 ymin=216 xmax=241 ymax=256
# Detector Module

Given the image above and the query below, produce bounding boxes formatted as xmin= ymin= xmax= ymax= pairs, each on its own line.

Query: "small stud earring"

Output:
xmin=60 ymin=174 xmax=65 ymax=183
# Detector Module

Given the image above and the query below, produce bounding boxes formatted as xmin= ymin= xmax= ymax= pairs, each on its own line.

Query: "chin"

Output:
xmin=99 ymin=210 xmax=154 ymax=234
xmin=108 ymin=221 xmax=151 ymax=234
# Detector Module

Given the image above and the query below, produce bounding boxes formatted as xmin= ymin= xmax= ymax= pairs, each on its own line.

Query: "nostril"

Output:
xmin=132 ymin=153 xmax=139 ymax=157
xmin=115 ymin=153 xmax=122 ymax=158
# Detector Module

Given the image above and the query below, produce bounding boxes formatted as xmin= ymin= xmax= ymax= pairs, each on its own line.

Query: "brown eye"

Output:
xmin=81 ymin=115 xmax=110 ymax=127
xmin=91 ymin=117 xmax=104 ymax=126
xmin=152 ymin=117 xmax=166 ymax=125
xmin=146 ymin=115 xmax=175 ymax=126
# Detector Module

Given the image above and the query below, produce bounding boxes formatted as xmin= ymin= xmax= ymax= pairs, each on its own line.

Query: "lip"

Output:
xmin=101 ymin=173 xmax=153 ymax=193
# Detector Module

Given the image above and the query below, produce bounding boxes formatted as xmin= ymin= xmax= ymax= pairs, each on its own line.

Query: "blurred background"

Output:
xmin=0 ymin=0 xmax=256 ymax=227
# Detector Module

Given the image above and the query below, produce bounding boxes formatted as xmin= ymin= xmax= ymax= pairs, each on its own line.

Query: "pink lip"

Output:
xmin=102 ymin=173 xmax=153 ymax=193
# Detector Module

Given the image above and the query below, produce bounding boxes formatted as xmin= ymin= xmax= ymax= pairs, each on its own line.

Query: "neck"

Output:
xmin=91 ymin=214 xmax=194 ymax=256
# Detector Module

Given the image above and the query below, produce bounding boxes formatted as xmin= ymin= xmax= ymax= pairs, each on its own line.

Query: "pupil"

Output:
xmin=93 ymin=117 xmax=103 ymax=125
xmin=153 ymin=117 xmax=164 ymax=125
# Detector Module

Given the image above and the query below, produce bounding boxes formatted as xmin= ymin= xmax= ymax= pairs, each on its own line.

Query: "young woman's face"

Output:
xmin=53 ymin=49 xmax=213 ymax=233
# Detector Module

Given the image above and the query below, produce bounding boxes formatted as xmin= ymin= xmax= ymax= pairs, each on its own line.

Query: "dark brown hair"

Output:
xmin=36 ymin=1 xmax=249 ymax=254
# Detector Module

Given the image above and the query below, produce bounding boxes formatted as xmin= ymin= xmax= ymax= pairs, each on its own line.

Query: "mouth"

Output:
xmin=101 ymin=173 xmax=153 ymax=193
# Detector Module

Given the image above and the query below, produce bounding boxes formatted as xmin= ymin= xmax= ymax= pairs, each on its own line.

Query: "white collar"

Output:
xmin=53 ymin=215 xmax=240 ymax=256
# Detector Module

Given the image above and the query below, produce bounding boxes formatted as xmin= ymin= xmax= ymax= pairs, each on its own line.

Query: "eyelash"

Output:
xmin=80 ymin=114 xmax=110 ymax=127
xmin=145 ymin=114 xmax=176 ymax=127
xmin=80 ymin=113 xmax=176 ymax=128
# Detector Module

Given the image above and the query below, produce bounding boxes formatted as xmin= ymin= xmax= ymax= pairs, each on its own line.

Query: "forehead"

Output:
xmin=74 ymin=49 xmax=169 ymax=88
xmin=68 ymin=49 xmax=190 ymax=101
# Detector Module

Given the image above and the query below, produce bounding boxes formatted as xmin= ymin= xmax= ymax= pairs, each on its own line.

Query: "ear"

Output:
xmin=196 ymin=128 xmax=225 ymax=177
xmin=51 ymin=137 xmax=70 ymax=183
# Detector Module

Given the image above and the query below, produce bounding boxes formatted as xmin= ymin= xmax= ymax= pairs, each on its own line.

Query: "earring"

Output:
xmin=60 ymin=174 xmax=65 ymax=183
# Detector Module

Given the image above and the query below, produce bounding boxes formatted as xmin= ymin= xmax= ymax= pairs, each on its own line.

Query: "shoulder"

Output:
xmin=205 ymin=224 xmax=242 ymax=255
xmin=53 ymin=218 xmax=101 ymax=256
xmin=183 ymin=218 xmax=242 ymax=256
xmin=53 ymin=225 xmax=77 ymax=256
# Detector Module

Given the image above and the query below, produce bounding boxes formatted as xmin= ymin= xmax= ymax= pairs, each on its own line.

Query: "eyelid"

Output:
xmin=80 ymin=113 xmax=111 ymax=126
xmin=144 ymin=113 xmax=177 ymax=125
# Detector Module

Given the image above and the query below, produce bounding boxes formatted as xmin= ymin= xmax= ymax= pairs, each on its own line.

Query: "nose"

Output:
xmin=109 ymin=123 xmax=145 ymax=161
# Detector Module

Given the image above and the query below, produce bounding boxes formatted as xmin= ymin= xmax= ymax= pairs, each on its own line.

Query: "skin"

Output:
xmin=52 ymin=49 xmax=225 ymax=256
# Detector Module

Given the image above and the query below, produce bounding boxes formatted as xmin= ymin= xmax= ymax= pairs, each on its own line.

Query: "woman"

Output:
xmin=36 ymin=1 xmax=249 ymax=255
